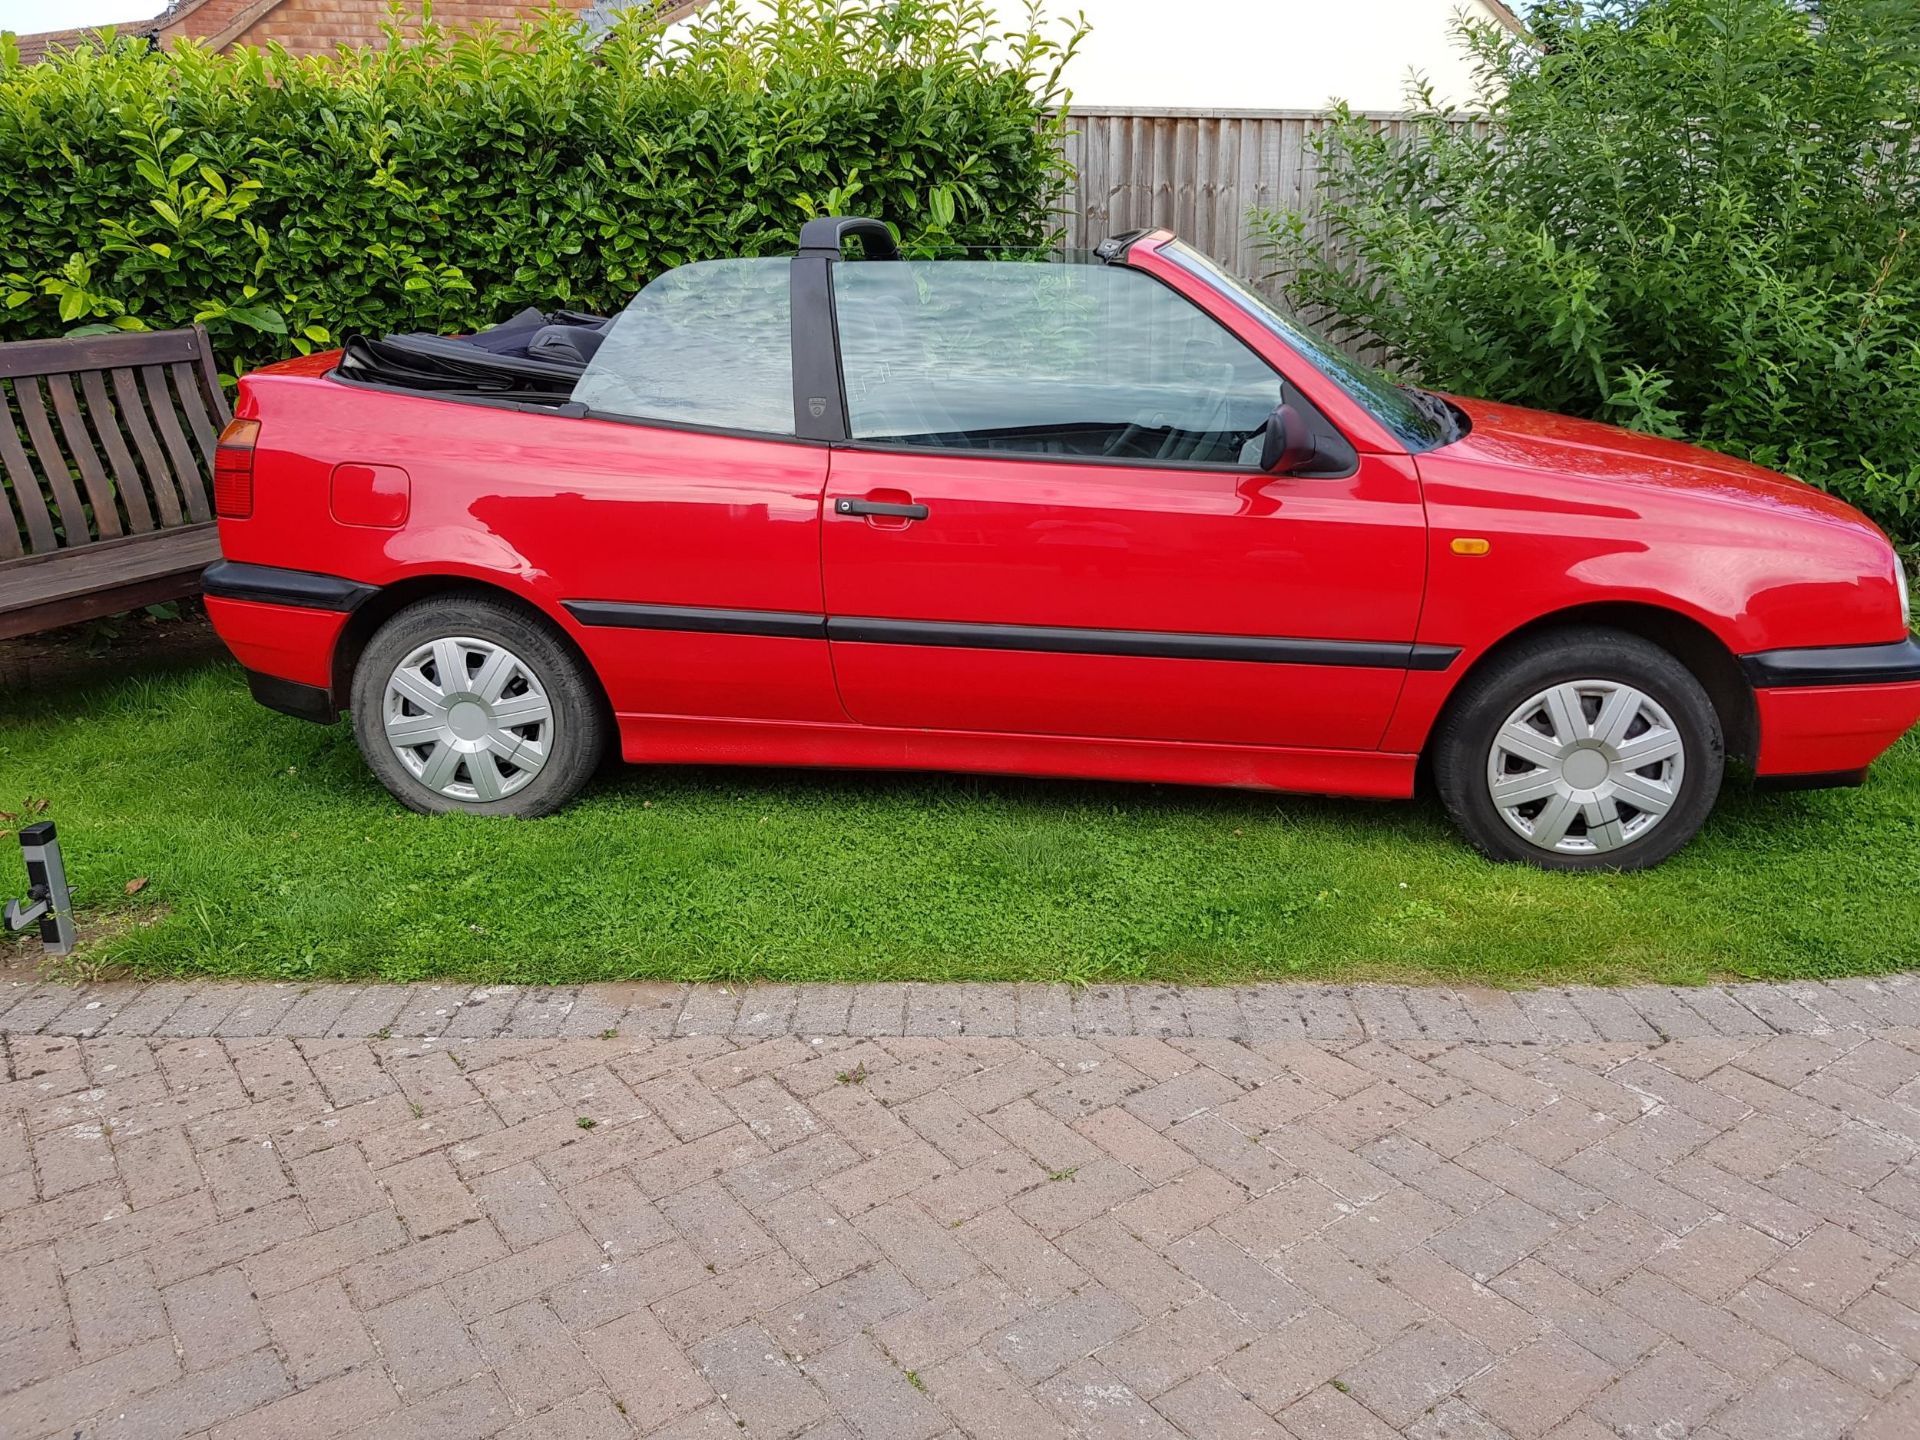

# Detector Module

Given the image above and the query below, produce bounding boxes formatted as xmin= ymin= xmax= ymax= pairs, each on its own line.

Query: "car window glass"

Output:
xmin=832 ymin=261 xmax=1283 ymax=466
xmin=572 ymin=259 xmax=793 ymax=435
xmin=1159 ymin=241 xmax=1448 ymax=451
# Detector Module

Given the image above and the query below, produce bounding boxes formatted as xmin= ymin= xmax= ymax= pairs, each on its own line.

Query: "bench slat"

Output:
xmin=81 ymin=370 xmax=156 ymax=534
xmin=0 ymin=477 xmax=20 ymax=560
xmin=1 ymin=384 xmax=56 ymax=557
xmin=14 ymin=376 xmax=89 ymax=548
xmin=194 ymin=324 xmax=233 ymax=427
xmin=47 ymin=372 xmax=124 ymax=541
xmin=171 ymin=361 xmax=220 ymax=474
xmin=141 ymin=365 xmax=210 ymax=525
xmin=111 ymin=367 xmax=185 ymax=529
xmin=0 ymin=329 xmax=207 ymax=380
xmin=0 ymin=523 xmax=219 ymax=641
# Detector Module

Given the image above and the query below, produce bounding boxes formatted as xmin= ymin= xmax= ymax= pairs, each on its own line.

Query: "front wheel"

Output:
xmin=349 ymin=595 xmax=607 ymax=817
xmin=1432 ymin=628 xmax=1723 ymax=871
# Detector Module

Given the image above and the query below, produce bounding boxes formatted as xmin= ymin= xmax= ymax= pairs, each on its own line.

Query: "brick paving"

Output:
xmin=1 ymin=976 xmax=1919 ymax=1438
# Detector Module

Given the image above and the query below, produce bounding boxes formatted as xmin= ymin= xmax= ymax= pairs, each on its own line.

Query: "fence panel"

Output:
xmin=1058 ymin=107 xmax=1424 ymax=299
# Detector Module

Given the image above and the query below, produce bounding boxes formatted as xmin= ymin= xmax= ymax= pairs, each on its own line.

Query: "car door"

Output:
xmin=819 ymin=255 xmax=1429 ymax=751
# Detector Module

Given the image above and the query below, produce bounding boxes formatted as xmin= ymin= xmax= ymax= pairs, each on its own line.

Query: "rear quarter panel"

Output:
xmin=219 ymin=371 xmax=835 ymax=720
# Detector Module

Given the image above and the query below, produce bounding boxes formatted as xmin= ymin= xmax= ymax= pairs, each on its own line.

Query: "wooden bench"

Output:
xmin=0 ymin=326 xmax=230 ymax=641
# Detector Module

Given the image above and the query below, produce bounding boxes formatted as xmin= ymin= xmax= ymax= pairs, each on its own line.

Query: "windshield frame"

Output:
xmin=1152 ymin=240 xmax=1453 ymax=453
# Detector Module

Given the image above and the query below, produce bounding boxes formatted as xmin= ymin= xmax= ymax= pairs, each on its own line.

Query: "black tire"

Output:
xmin=1432 ymin=626 xmax=1723 ymax=871
xmin=349 ymin=594 xmax=607 ymax=818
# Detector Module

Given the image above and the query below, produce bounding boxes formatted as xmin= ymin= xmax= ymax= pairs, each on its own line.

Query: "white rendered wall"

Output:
xmin=1017 ymin=0 xmax=1513 ymax=112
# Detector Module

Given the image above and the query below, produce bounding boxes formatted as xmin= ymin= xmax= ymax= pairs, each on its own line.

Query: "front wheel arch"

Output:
xmin=1426 ymin=602 xmax=1757 ymax=770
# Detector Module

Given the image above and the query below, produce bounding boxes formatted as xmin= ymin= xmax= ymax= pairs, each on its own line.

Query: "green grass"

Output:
xmin=2 ymin=653 xmax=1917 ymax=987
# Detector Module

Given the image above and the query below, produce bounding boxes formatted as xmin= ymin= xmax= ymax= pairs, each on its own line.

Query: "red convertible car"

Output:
xmin=202 ymin=218 xmax=1920 ymax=870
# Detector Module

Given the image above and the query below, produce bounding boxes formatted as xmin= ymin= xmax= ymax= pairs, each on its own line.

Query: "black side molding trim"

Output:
xmin=828 ymin=616 xmax=1456 ymax=669
xmin=202 ymin=560 xmax=376 ymax=612
xmin=1741 ymin=637 xmax=1920 ymax=688
xmin=563 ymin=600 xmax=1461 ymax=671
xmin=563 ymin=600 xmax=827 ymax=640
xmin=243 ymin=669 xmax=340 ymax=725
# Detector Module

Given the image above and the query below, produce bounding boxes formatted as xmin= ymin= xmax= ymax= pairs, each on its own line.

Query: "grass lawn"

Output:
xmin=2 ymin=641 xmax=1917 ymax=988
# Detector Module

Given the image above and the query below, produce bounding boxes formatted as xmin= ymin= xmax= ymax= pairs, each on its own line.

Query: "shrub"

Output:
xmin=1252 ymin=0 xmax=1920 ymax=547
xmin=0 ymin=0 xmax=1083 ymax=372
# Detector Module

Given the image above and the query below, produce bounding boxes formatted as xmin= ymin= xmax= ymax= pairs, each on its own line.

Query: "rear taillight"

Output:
xmin=214 ymin=418 xmax=260 ymax=519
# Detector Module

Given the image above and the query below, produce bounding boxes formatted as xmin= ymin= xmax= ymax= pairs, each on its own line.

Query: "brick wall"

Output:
xmin=14 ymin=0 xmax=685 ymax=63
xmin=165 ymin=0 xmax=272 ymax=41
xmin=224 ymin=0 xmax=595 ymax=57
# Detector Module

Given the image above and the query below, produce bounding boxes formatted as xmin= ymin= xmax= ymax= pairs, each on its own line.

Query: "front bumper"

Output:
xmin=1745 ymin=637 xmax=1920 ymax=780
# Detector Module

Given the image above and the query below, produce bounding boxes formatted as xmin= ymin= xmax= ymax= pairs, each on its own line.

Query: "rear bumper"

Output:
xmin=244 ymin=669 xmax=339 ymax=725
xmin=1745 ymin=637 xmax=1920 ymax=779
xmin=204 ymin=561 xmax=371 ymax=724
xmin=205 ymin=592 xmax=350 ymax=725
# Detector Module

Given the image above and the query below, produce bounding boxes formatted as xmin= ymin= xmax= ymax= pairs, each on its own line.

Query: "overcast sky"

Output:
xmin=0 ymin=0 xmax=166 ymax=32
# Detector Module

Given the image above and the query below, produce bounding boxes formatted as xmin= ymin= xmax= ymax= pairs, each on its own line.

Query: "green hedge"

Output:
xmin=0 ymin=0 xmax=1083 ymax=373
xmin=1252 ymin=0 xmax=1920 ymax=550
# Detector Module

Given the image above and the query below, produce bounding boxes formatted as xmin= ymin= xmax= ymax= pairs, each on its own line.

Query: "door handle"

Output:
xmin=834 ymin=497 xmax=929 ymax=520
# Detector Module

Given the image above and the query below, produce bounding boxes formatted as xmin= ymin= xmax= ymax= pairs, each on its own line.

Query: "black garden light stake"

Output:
xmin=5 ymin=821 xmax=77 ymax=957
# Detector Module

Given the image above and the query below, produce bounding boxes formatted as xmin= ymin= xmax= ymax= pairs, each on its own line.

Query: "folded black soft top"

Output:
xmin=335 ymin=305 xmax=612 ymax=403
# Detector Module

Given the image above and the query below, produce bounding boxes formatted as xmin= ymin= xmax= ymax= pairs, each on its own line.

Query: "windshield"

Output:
xmin=1157 ymin=241 xmax=1455 ymax=452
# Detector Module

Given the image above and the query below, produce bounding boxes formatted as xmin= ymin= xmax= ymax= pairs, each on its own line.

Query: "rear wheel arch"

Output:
xmin=332 ymin=577 xmax=611 ymax=728
xmin=1430 ymin=602 xmax=1757 ymax=768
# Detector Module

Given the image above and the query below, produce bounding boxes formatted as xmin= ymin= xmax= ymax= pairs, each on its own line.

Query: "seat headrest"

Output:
xmin=527 ymin=325 xmax=607 ymax=367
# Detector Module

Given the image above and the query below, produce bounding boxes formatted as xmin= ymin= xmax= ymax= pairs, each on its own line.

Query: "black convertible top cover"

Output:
xmin=336 ymin=306 xmax=610 ymax=404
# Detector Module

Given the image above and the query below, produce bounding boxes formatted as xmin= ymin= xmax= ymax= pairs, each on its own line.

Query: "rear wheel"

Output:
xmin=1433 ymin=627 xmax=1723 ymax=871
xmin=350 ymin=595 xmax=606 ymax=817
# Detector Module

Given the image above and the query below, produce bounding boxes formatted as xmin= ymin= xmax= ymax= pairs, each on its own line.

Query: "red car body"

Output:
xmin=203 ymin=228 xmax=1920 ymax=821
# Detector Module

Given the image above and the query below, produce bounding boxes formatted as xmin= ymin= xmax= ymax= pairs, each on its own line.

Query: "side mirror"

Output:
xmin=1260 ymin=404 xmax=1320 ymax=475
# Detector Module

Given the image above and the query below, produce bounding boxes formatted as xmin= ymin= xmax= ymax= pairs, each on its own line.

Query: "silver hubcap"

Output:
xmin=382 ymin=637 xmax=553 ymax=803
xmin=1486 ymin=679 xmax=1686 ymax=855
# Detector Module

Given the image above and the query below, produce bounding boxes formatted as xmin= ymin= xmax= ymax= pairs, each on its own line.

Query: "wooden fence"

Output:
xmin=1056 ymin=107 xmax=1427 ymax=299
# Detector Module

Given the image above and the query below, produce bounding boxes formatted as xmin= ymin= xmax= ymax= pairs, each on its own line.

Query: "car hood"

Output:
xmin=1438 ymin=395 xmax=1876 ymax=533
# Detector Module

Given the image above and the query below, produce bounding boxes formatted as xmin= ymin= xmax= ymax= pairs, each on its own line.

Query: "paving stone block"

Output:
xmin=368 ymin=1291 xmax=478 ymax=1400
xmin=1218 ymin=1304 xmax=1373 ymax=1412
xmin=204 ymin=1363 xmax=398 ymax=1439
xmin=807 ymin=1333 xmax=947 ymax=1440
xmin=1338 ymin=1319 xmax=1494 ymax=1429
xmin=1728 ymin=1280 xmax=1915 ymax=1397
xmin=1587 ymin=1349 xmax=1738 ymax=1439
xmin=695 ymin=1321 xmax=829 ymax=1437
xmin=923 ymin=1346 xmax=1073 ymax=1440
xmin=1462 ymin=1334 xmax=1615 ymax=1439
xmin=474 ymin=1297 xmax=593 ymax=1411
xmin=1037 ymin=1358 xmax=1185 ymax=1440
xmin=263 ymin=1277 xmax=375 ymax=1385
